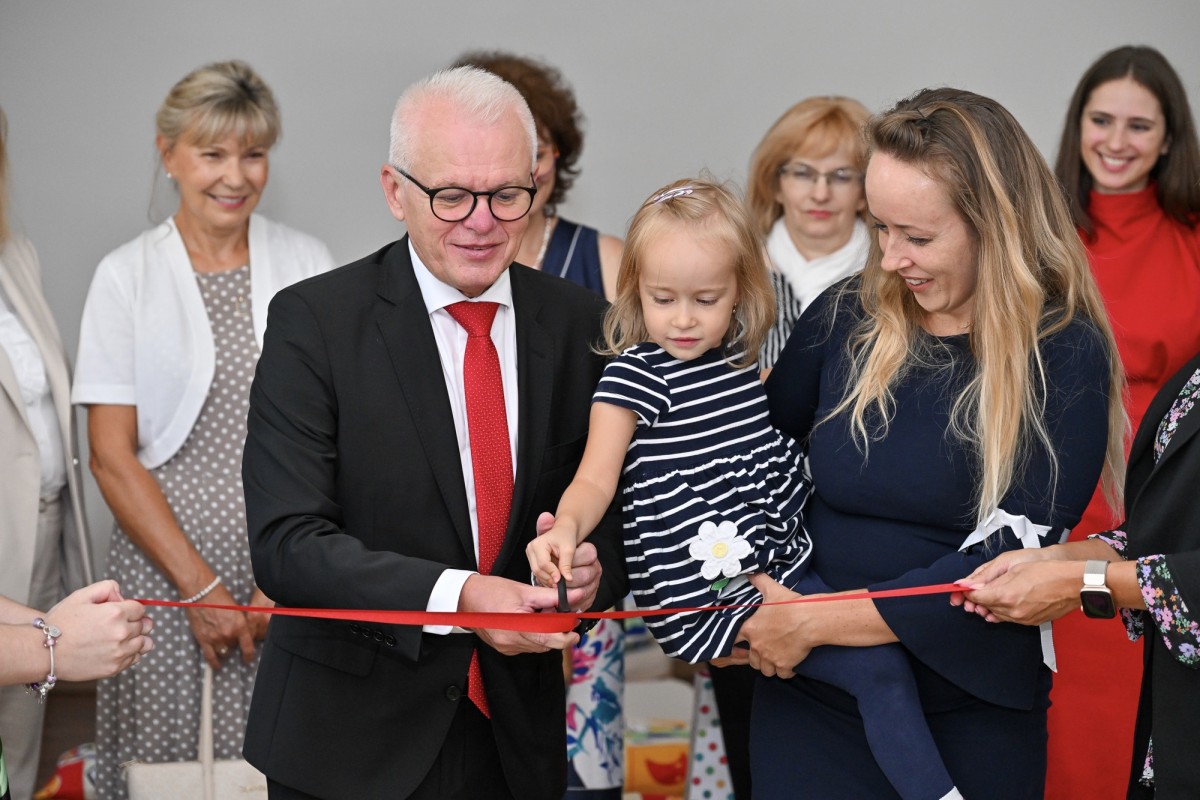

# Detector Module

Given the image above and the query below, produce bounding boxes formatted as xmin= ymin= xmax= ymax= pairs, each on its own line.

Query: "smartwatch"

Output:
xmin=1080 ymin=559 xmax=1117 ymax=619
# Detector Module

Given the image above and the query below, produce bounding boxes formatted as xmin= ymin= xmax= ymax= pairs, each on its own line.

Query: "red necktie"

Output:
xmin=446 ymin=301 xmax=513 ymax=718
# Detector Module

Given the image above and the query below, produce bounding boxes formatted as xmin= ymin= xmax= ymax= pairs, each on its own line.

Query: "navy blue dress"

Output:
xmin=757 ymin=281 xmax=1113 ymax=799
xmin=544 ymin=218 xmax=604 ymax=296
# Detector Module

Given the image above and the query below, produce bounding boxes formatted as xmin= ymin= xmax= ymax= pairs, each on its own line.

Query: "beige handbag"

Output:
xmin=124 ymin=664 xmax=267 ymax=799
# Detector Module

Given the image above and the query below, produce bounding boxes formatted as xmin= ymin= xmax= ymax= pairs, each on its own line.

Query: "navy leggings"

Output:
xmin=781 ymin=570 xmax=954 ymax=800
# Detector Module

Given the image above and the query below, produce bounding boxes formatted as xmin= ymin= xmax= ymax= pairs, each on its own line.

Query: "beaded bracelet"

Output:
xmin=181 ymin=575 xmax=222 ymax=604
xmin=28 ymin=617 xmax=60 ymax=703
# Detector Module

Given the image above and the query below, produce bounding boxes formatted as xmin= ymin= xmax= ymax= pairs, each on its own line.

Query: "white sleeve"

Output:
xmin=71 ymin=257 xmax=136 ymax=406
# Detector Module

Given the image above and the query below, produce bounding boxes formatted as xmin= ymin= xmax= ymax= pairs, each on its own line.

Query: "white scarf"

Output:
xmin=766 ymin=217 xmax=870 ymax=314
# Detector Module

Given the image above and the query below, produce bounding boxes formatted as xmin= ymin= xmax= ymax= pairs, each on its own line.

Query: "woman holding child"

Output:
xmin=740 ymin=88 xmax=1126 ymax=798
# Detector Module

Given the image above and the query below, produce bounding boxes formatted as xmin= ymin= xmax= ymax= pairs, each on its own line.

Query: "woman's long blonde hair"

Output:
xmin=832 ymin=87 xmax=1126 ymax=526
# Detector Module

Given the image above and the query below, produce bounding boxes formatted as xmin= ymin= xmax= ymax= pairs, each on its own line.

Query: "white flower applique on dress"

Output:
xmin=689 ymin=520 xmax=752 ymax=594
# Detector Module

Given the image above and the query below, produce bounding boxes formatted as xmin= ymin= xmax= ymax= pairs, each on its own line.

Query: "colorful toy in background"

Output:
xmin=34 ymin=744 xmax=96 ymax=800
xmin=624 ymin=691 xmax=690 ymax=799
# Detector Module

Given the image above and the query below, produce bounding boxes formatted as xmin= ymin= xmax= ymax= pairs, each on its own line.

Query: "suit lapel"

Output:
xmin=1150 ymin=368 xmax=1200 ymax=474
xmin=0 ymin=260 xmax=72 ymax=445
xmin=495 ymin=265 xmax=553 ymax=574
xmin=0 ymin=262 xmax=39 ymax=428
xmin=1128 ymin=355 xmax=1200 ymax=509
xmin=374 ymin=241 xmax=476 ymax=564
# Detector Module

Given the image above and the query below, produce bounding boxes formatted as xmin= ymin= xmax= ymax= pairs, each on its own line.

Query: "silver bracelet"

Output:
xmin=182 ymin=575 xmax=222 ymax=604
xmin=28 ymin=617 xmax=60 ymax=703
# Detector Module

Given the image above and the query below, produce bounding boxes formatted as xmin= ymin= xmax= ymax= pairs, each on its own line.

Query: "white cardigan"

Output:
xmin=72 ymin=214 xmax=335 ymax=468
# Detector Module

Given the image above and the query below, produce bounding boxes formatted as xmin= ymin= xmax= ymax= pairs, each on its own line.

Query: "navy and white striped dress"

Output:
xmin=595 ymin=342 xmax=813 ymax=663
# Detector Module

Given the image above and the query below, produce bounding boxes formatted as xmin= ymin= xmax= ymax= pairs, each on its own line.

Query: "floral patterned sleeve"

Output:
xmin=1090 ymin=529 xmax=1200 ymax=664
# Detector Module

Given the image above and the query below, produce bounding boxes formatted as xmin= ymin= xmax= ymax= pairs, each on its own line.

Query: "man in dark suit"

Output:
xmin=241 ymin=67 xmax=625 ymax=800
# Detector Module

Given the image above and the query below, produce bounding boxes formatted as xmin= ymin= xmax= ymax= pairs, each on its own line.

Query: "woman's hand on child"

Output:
xmin=736 ymin=573 xmax=813 ymax=679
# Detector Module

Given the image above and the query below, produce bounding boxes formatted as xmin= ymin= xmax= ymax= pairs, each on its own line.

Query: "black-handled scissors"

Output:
xmin=557 ymin=580 xmax=597 ymax=636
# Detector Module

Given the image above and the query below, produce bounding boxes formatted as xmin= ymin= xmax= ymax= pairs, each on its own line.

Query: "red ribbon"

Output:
xmin=139 ymin=582 xmax=961 ymax=634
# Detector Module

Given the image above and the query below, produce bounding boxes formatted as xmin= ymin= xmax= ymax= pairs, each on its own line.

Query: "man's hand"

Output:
xmin=459 ymin=574 xmax=584 ymax=655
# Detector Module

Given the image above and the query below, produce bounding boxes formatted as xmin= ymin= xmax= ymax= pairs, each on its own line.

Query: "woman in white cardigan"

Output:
xmin=0 ymin=106 xmax=96 ymax=800
xmin=748 ymin=96 xmax=873 ymax=374
xmin=72 ymin=61 xmax=334 ymax=800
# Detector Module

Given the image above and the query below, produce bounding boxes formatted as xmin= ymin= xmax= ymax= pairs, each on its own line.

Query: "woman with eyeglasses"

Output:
xmin=450 ymin=50 xmax=627 ymax=800
xmin=72 ymin=60 xmax=334 ymax=800
xmin=747 ymin=97 xmax=872 ymax=374
xmin=1039 ymin=44 xmax=1200 ymax=799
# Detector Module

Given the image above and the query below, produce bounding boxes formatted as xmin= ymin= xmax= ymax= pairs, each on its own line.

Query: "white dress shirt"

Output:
xmin=409 ymin=241 xmax=519 ymax=633
xmin=0 ymin=282 xmax=66 ymax=497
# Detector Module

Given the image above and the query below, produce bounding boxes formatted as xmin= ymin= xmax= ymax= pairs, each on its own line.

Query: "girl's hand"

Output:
xmin=182 ymin=581 xmax=254 ymax=669
xmin=526 ymin=512 xmax=579 ymax=586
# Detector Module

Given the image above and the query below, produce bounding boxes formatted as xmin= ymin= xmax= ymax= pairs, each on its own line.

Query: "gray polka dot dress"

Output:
xmin=95 ymin=266 xmax=261 ymax=799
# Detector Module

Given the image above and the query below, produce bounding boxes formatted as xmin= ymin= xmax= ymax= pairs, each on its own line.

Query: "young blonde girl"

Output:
xmin=528 ymin=179 xmax=963 ymax=800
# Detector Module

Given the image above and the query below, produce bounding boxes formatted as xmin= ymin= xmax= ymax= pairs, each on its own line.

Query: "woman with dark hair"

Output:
xmin=959 ymin=346 xmax=1200 ymax=798
xmin=451 ymin=51 xmax=623 ymax=300
xmin=451 ymin=50 xmax=626 ymax=800
xmin=743 ymin=87 xmax=1124 ymax=798
xmin=1047 ymin=45 xmax=1200 ymax=798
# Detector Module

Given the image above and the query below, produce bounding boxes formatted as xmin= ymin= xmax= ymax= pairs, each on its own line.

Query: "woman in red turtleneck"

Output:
xmin=1048 ymin=45 xmax=1200 ymax=799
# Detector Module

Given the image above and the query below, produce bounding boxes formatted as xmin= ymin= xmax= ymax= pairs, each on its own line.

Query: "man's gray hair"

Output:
xmin=389 ymin=66 xmax=537 ymax=174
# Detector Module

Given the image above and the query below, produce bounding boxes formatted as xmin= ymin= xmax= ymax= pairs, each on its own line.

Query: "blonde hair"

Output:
xmin=746 ymin=96 xmax=872 ymax=235
xmin=604 ymin=179 xmax=774 ymax=369
xmin=156 ymin=60 xmax=280 ymax=150
xmin=833 ymin=87 xmax=1126 ymax=526
xmin=0 ymin=106 xmax=9 ymax=244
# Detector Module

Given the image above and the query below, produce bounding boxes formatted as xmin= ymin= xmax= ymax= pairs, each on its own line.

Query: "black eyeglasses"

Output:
xmin=393 ymin=167 xmax=537 ymax=222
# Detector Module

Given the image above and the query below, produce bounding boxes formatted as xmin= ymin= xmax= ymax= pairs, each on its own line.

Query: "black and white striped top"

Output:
xmin=595 ymin=343 xmax=813 ymax=662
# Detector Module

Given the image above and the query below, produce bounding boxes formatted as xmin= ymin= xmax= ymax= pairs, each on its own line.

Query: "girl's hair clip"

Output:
xmin=649 ymin=186 xmax=694 ymax=204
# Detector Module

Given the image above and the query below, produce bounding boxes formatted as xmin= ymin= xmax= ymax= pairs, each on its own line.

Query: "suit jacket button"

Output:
xmin=384 ymin=635 xmax=396 ymax=647
xmin=373 ymin=630 xmax=384 ymax=642
xmin=349 ymin=623 xmax=361 ymax=636
xmin=445 ymin=685 xmax=462 ymax=702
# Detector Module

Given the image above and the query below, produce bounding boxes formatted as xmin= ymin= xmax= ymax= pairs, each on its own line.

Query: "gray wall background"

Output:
xmin=3 ymin=1 xmax=1199 ymax=572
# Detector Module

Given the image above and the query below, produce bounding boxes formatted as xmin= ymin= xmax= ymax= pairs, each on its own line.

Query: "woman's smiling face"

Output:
xmin=1079 ymin=77 xmax=1170 ymax=195
xmin=866 ymin=153 xmax=979 ymax=337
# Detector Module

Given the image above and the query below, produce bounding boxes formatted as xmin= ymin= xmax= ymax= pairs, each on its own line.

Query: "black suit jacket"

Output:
xmin=1119 ymin=350 xmax=1200 ymax=799
xmin=241 ymin=238 xmax=626 ymax=799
